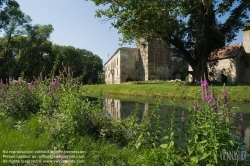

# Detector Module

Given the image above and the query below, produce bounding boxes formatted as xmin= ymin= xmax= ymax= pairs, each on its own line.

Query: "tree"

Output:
xmin=92 ymin=0 xmax=250 ymax=82
xmin=50 ymin=45 xmax=103 ymax=84
xmin=12 ymin=24 xmax=53 ymax=81
xmin=0 ymin=0 xmax=31 ymax=80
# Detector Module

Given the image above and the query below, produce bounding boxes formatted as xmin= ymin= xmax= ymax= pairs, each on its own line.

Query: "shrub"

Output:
xmin=0 ymin=80 xmax=41 ymax=120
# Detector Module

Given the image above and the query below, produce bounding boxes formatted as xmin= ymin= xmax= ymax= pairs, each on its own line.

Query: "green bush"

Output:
xmin=0 ymin=81 xmax=41 ymax=120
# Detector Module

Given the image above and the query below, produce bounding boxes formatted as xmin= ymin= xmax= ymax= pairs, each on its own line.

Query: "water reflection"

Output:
xmin=103 ymin=97 xmax=250 ymax=150
xmin=104 ymin=98 xmax=149 ymax=121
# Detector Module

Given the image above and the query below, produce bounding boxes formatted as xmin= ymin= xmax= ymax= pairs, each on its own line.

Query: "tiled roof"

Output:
xmin=209 ymin=44 xmax=244 ymax=60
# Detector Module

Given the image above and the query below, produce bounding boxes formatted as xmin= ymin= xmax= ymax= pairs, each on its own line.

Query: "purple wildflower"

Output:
xmin=28 ymin=83 xmax=32 ymax=90
xmin=55 ymin=76 xmax=60 ymax=91
xmin=224 ymin=103 xmax=230 ymax=109
xmin=239 ymin=114 xmax=243 ymax=122
xmin=222 ymin=90 xmax=228 ymax=103
xmin=182 ymin=117 xmax=185 ymax=123
xmin=240 ymin=127 xmax=245 ymax=140
xmin=203 ymin=80 xmax=208 ymax=87
xmin=201 ymin=80 xmax=208 ymax=101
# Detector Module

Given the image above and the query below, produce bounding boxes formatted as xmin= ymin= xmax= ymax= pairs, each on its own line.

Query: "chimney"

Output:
xmin=242 ymin=22 xmax=250 ymax=53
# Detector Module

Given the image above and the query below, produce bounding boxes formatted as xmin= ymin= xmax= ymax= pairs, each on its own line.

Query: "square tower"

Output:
xmin=243 ymin=22 xmax=250 ymax=53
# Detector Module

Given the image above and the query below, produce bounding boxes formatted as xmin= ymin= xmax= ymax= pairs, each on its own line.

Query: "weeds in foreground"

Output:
xmin=0 ymin=70 xmax=249 ymax=165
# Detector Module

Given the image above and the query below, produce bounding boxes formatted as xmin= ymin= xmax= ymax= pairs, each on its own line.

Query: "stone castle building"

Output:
xmin=104 ymin=41 xmax=186 ymax=84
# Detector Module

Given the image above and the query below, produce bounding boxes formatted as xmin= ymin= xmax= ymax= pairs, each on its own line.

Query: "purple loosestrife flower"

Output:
xmin=239 ymin=114 xmax=243 ymax=122
xmin=55 ymin=76 xmax=60 ymax=91
xmin=225 ymin=103 xmax=230 ymax=108
xmin=50 ymin=80 xmax=55 ymax=93
xmin=28 ymin=83 xmax=32 ymax=90
xmin=182 ymin=116 xmax=185 ymax=123
xmin=222 ymin=90 xmax=228 ymax=103
xmin=210 ymin=89 xmax=215 ymax=100
xmin=203 ymin=80 xmax=208 ymax=87
xmin=201 ymin=80 xmax=208 ymax=101
xmin=240 ymin=127 xmax=245 ymax=140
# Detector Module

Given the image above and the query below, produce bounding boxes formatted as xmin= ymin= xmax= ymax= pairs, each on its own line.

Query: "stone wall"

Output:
xmin=148 ymin=42 xmax=171 ymax=80
xmin=136 ymin=40 xmax=185 ymax=81
xmin=104 ymin=47 xmax=140 ymax=84
xmin=104 ymin=49 xmax=121 ymax=84
xmin=208 ymin=53 xmax=250 ymax=83
xmin=137 ymin=40 xmax=148 ymax=80
xmin=243 ymin=24 xmax=250 ymax=53
xmin=120 ymin=48 xmax=140 ymax=82
xmin=208 ymin=58 xmax=237 ymax=83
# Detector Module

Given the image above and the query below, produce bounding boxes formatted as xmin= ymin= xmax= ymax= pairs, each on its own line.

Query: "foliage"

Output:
xmin=0 ymin=0 xmax=103 ymax=84
xmin=51 ymin=45 xmax=103 ymax=84
xmin=0 ymin=79 xmax=41 ymax=120
xmin=129 ymin=81 xmax=248 ymax=165
xmin=0 ymin=69 xmax=249 ymax=165
xmin=92 ymin=0 xmax=250 ymax=82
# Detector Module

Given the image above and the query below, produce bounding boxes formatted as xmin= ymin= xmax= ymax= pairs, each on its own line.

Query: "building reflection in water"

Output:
xmin=104 ymin=97 xmax=148 ymax=121
xmin=103 ymin=97 xmax=250 ymax=150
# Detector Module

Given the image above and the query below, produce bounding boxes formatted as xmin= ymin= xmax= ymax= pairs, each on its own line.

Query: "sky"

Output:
xmin=17 ymin=0 xmax=134 ymax=64
xmin=16 ymin=0 xmax=248 ymax=64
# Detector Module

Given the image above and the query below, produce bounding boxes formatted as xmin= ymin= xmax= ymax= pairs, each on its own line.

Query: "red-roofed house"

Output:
xmin=207 ymin=23 xmax=250 ymax=83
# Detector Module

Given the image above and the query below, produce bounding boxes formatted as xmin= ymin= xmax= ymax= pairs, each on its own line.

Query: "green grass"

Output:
xmin=0 ymin=116 xmax=140 ymax=166
xmin=81 ymin=83 xmax=250 ymax=103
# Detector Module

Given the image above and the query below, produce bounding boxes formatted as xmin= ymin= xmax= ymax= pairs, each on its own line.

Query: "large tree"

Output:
xmin=0 ymin=0 xmax=31 ymax=80
xmin=51 ymin=45 xmax=103 ymax=84
xmin=12 ymin=24 xmax=53 ymax=81
xmin=92 ymin=0 xmax=250 ymax=82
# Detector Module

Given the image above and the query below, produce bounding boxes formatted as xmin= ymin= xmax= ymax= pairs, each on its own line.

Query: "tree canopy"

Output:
xmin=0 ymin=0 xmax=104 ymax=84
xmin=92 ymin=0 xmax=250 ymax=82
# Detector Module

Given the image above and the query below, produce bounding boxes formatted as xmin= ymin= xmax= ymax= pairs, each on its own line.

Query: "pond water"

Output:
xmin=88 ymin=95 xmax=250 ymax=150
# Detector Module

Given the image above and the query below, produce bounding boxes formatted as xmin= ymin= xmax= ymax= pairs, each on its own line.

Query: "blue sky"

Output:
xmin=17 ymin=0 xmax=248 ymax=64
xmin=17 ymin=0 xmax=134 ymax=64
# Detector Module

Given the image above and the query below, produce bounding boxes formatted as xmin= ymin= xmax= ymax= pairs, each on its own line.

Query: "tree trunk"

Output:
xmin=189 ymin=58 xmax=209 ymax=83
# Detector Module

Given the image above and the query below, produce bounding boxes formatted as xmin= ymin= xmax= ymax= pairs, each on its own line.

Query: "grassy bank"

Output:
xmin=81 ymin=82 xmax=250 ymax=103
